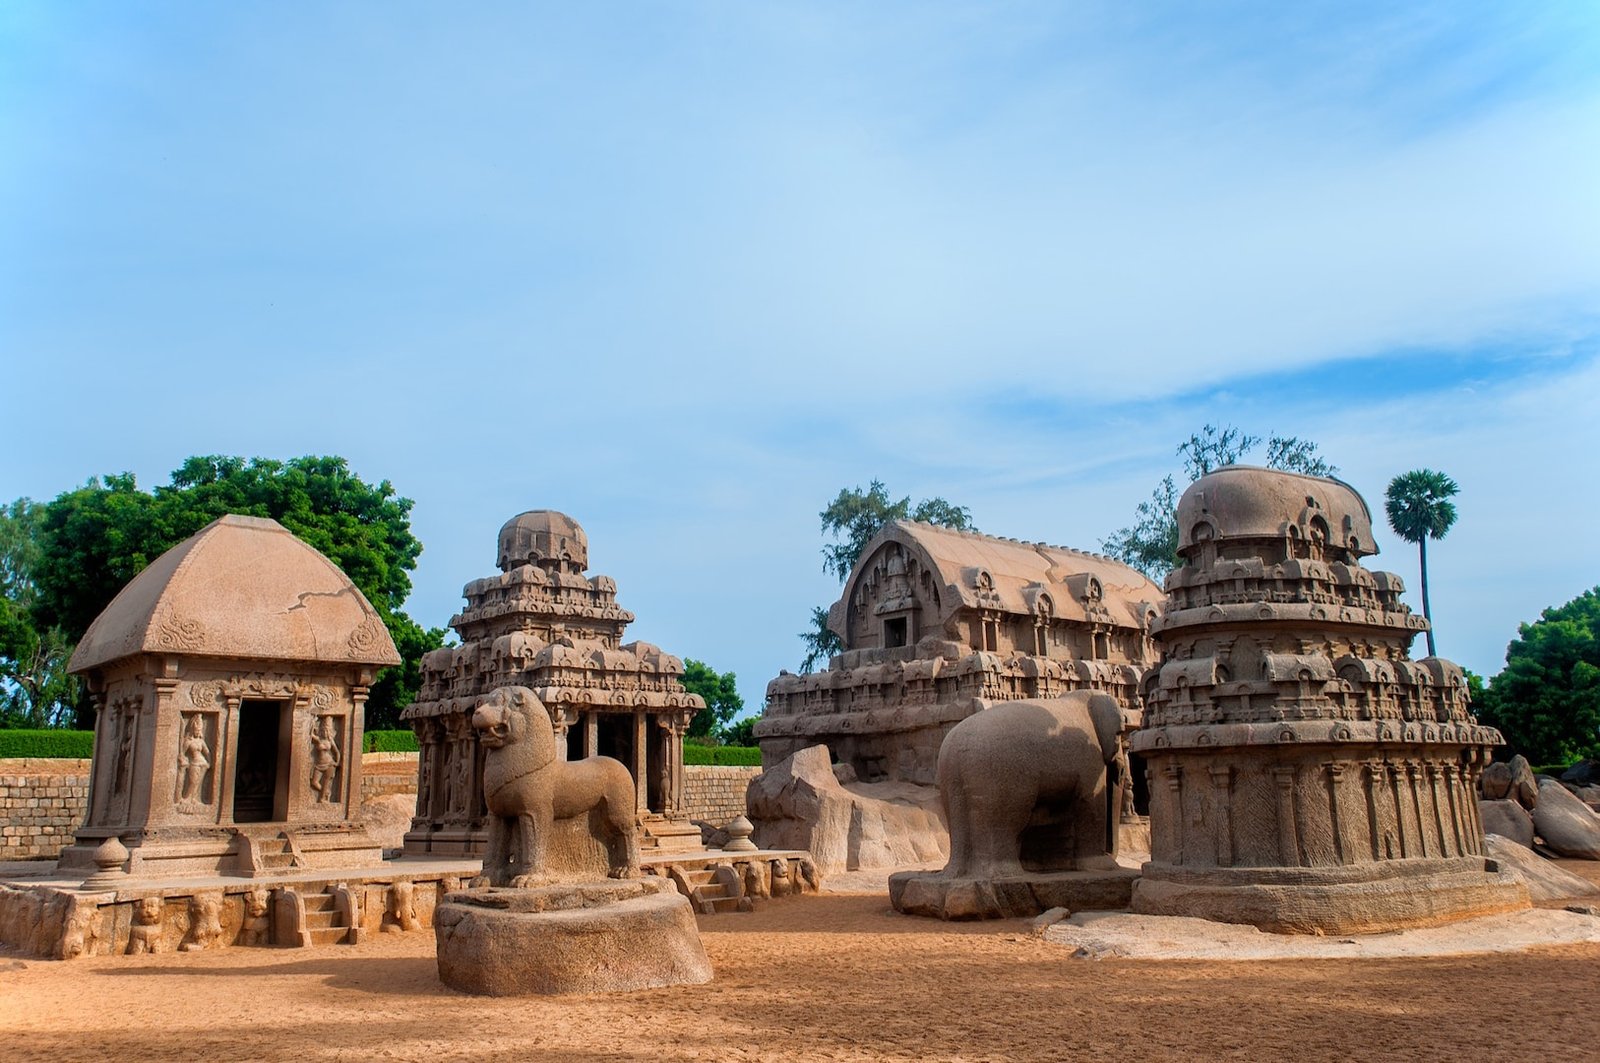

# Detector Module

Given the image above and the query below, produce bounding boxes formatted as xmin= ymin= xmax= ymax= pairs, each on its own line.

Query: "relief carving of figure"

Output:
xmin=181 ymin=891 xmax=224 ymax=951
xmin=127 ymin=896 xmax=164 ymax=955
xmin=241 ymin=888 xmax=271 ymax=946
xmin=308 ymin=715 xmax=341 ymax=804
xmin=113 ymin=710 xmax=135 ymax=793
xmin=177 ymin=714 xmax=212 ymax=807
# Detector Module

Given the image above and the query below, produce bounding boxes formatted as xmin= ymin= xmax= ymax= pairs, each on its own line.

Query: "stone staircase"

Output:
xmin=301 ymin=890 xmax=357 ymax=946
xmin=235 ymin=830 xmax=306 ymax=876
xmin=272 ymin=884 xmax=364 ymax=947
xmin=669 ymin=865 xmax=752 ymax=915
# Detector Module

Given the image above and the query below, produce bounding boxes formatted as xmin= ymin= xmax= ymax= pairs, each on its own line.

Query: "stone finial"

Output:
xmin=721 ymin=815 xmax=758 ymax=853
xmin=80 ymin=836 xmax=129 ymax=891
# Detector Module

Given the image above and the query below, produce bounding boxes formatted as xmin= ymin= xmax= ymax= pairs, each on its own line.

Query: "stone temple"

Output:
xmin=757 ymin=520 xmax=1162 ymax=786
xmin=60 ymin=514 xmax=400 ymax=877
xmin=402 ymin=511 xmax=705 ymax=857
xmin=1130 ymin=466 xmax=1528 ymax=932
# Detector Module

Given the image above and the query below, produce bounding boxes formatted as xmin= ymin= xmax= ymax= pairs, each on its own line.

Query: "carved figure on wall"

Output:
xmin=308 ymin=715 xmax=341 ymax=803
xmin=127 ymin=896 xmax=164 ymax=954
xmin=471 ymin=685 xmax=639 ymax=886
xmin=177 ymin=714 xmax=212 ymax=807
xmin=113 ymin=709 xmax=135 ymax=793
xmin=241 ymin=888 xmax=271 ymax=946
xmin=382 ymin=880 xmax=421 ymax=933
xmin=181 ymin=891 xmax=224 ymax=951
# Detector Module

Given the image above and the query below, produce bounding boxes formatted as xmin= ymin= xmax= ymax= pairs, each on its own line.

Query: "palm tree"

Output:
xmin=1384 ymin=469 xmax=1459 ymax=658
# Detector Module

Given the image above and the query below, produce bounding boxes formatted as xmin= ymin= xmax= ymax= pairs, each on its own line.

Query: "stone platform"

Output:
xmin=889 ymin=867 xmax=1140 ymax=920
xmin=435 ymin=877 xmax=713 ymax=995
xmin=0 ymin=855 xmax=480 ymax=959
xmin=1131 ymin=857 xmax=1530 ymax=935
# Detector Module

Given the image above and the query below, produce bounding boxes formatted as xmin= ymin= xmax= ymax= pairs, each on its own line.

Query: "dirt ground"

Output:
xmin=6 ymin=878 xmax=1600 ymax=1063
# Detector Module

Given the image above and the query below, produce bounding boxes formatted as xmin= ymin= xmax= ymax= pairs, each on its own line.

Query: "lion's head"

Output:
xmin=472 ymin=685 xmax=554 ymax=757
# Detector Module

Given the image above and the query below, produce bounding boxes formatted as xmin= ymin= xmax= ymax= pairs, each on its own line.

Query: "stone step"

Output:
xmin=301 ymin=893 xmax=336 ymax=914
xmin=308 ymin=926 xmax=349 ymax=947
xmin=694 ymin=885 xmax=730 ymax=902
xmin=303 ymin=910 xmax=339 ymax=930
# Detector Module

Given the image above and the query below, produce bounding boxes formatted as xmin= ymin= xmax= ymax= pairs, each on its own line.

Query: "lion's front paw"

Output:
xmin=468 ymin=875 xmax=492 ymax=890
xmin=508 ymin=873 xmax=555 ymax=889
xmin=609 ymin=865 xmax=641 ymax=880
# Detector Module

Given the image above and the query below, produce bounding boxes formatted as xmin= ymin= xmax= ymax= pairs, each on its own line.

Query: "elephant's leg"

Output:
xmin=968 ymin=791 xmax=1031 ymax=877
xmin=941 ymin=783 xmax=973 ymax=878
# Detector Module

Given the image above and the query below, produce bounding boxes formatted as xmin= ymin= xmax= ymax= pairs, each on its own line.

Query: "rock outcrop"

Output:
xmin=746 ymin=745 xmax=946 ymax=875
xmin=1532 ymin=778 xmax=1600 ymax=860
xmin=1485 ymin=834 xmax=1600 ymax=902
xmin=1480 ymin=799 xmax=1536 ymax=850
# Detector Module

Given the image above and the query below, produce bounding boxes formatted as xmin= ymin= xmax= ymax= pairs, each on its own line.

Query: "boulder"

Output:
xmin=1506 ymin=755 xmax=1539 ymax=809
xmin=1562 ymin=760 xmax=1600 ymax=787
xmin=1481 ymin=761 xmax=1512 ymax=801
xmin=1486 ymin=833 xmax=1600 ymax=903
xmin=746 ymin=745 xmax=947 ymax=875
xmin=1532 ymin=778 xmax=1600 ymax=860
xmin=359 ymin=793 xmax=416 ymax=852
xmin=1480 ymin=799 xmax=1535 ymax=849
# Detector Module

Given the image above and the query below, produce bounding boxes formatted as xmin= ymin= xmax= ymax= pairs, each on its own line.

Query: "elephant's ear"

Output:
xmin=1088 ymin=693 xmax=1125 ymax=763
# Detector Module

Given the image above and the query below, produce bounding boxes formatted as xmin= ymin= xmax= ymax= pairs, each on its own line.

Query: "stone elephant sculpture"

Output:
xmin=936 ymin=691 xmax=1129 ymax=878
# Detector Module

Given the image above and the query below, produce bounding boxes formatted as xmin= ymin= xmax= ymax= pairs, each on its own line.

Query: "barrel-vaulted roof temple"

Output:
xmin=61 ymin=514 xmax=401 ymax=876
xmin=757 ymin=520 xmax=1165 ymax=786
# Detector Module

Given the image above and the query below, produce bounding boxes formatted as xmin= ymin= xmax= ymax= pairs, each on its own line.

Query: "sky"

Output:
xmin=2 ymin=2 xmax=1598 ymax=717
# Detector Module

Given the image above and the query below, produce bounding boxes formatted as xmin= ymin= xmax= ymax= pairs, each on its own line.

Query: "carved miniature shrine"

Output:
xmin=401 ymin=510 xmax=706 ymax=856
xmin=1130 ymin=467 xmax=1528 ymax=932
xmin=757 ymin=520 xmax=1163 ymax=786
xmin=59 ymin=514 xmax=400 ymax=877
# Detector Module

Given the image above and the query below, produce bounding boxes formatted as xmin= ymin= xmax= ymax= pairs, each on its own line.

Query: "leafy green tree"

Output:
xmin=1102 ymin=425 xmax=1337 ymax=581
xmin=22 ymin=456 xmax=442 ymax=728
xmin=721 ymin=716 xmax=757 ymax=747
xmin=1384 ymin=469 xmax=1459 ymax=658
xmin=802 ymin=481 xmax=975 ymax=672
xmin=1476 ymin=588 xmax=1600 ymax=765
xmin=679 ymin=658 xmax=744 ymax=740
xmin=0 ymin=499 xmax=77 ymax=727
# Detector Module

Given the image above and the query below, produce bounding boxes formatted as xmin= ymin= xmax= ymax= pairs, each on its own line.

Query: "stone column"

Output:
xmin=633 ymin=711 xmax=648 ymax=812
xmin=346 ymin=680 xmax=370 ymax=819
xmin=585 ymin=711 xmax=598 ymax=759
xmin=219 ymin=692 xmax=243 ymax=825
xmin=1271 ymin=766 xmax=1299 ymax=866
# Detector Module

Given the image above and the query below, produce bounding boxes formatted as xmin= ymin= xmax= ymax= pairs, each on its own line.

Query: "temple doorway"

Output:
xmin=233 ymin=699 xmax=286 ymax=822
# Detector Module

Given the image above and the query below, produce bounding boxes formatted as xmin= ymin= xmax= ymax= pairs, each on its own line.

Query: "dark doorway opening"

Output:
xmin=883 ymin=616 xmax=908 ymax=648
xmin=596 ymin=715 xmax=634 ymax=774
xmin=234 ymin=699 xmax=285 ymax=823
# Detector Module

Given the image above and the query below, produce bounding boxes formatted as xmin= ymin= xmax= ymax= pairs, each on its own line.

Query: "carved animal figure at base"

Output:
xmin=472 ymin=685 xmax=639 ymax=886
xmin=937 ymin=692 xmax=1129 ymax=878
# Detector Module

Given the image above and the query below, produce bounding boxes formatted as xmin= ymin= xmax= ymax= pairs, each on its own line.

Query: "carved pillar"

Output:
xmin=1325 ymin=762 xmax=1351 ymax=864
xmin=585 ymin=711 xmax=598 ymax=759
xmin=142 ymin=669 xmax=181 ymax=828
xmin=1271 ymin=766 xmax=1299 ymax=866
xmin=346 ymin=681 xmax=370 ymax=819
xmin=1361 ymin=759 xmax=1385 ymax=860
xmin=633 ymin=711 xmax=648 ymax=812
xmin=1387 ymin=763 xmax=1409 ymax=858
xmin=1406 ymin=764 xmax=1430 ymax=858
xmin=1158 ymin=763 xmax=1183 ymax=862
xmin=1208 ymin=764 xmax=1233 ymax=867
xmin=410 ymin=718 xmax=435 ymax=824
xmin=551 ymin=706 xmax=577 ymax=761
xmin=219 ymin=692 xmax=244 ymax=825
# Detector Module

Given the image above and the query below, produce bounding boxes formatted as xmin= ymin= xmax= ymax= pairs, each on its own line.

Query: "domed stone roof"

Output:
xmin=69 ymin=514 xmax=401 ymax=673
xmin=496 ymin=510 xmax=588 ymax=573
xmin=1175 ymin=465 xmax=1375 ymax=558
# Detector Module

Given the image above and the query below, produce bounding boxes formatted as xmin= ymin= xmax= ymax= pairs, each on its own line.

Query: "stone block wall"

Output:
xmin=1 ymin=756 xmax=762 ymax=860
xmin=682 ymin=765 xmax=760 ymax=827
xmin=0 ymin=759 xmax=91 ymax=861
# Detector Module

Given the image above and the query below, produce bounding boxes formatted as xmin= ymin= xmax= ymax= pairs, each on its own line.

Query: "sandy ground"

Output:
xmin=6 ymin=873 xmax=1600 ymax=1063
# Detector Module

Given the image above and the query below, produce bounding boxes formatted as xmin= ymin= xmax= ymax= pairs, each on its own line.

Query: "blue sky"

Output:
xmin=3 ymin=3 xmax=1597 ymax=715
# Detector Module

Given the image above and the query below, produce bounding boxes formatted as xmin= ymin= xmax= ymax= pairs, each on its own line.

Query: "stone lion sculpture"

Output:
xmin=472 ymin=685 xmax=639 ymax=886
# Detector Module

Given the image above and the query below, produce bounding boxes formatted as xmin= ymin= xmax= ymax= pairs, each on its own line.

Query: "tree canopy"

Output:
xmin=2 ymin=456 xmax=444 ymax=729
xmin=680 ymin=658 xmax=745 ymax=741
xmin=1476 ymin=587 xmax=1600 ymax=766
xmin=1101 ymin=425 xmax=1337 ymax=581
xmin=800 ymin=481 xmax=975 ymax=673
xmin=1384 ymin=469 xmax=1459 ymax=658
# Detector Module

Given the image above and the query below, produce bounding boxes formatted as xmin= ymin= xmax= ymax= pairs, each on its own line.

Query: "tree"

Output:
xmin=721 ymin=716 xmax=757 ymax=747
xmin=0 ymin=499 xmax=77 ymax=727
xmin=19 ymin=455 xmax=443 ymax=728
xmin=679 ymin=658 xmax=744 ymax=741
xmin=801 ymin=481 xmax=974 ymax=672
xmin=1383 ymin=469 xmax=1459 ymax=658
xmin=1475 ymin=588 xmax=1600 ymax=766
xmin=1103 ymin=426 xmax=1338 ymax=581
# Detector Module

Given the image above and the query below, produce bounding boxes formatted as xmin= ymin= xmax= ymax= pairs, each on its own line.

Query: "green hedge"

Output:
xmin=683 ymin=744 xmax=762 ymax=767
xmin=364 ymin=730 xmax=419 ymax=753
xmin=0 ymin=730 xmax=96 ymax=759
xmin=1533 ymin=763 xmax=1574 ymax=778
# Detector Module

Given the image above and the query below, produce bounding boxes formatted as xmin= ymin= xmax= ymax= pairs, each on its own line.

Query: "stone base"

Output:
xmin=58 ymin=824 xmax=383 ymax=878
xmin=889 ymin=867 xmax=1140 ymax=920
xmin=1131 ymin=857 xmax=1531 ymax=935
xmin=434 ymin=877 xmax=713 ymax=995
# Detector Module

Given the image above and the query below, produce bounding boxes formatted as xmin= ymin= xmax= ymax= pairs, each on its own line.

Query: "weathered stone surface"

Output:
xmin=359 ymin=793 xmax=417 ymax=852
xmin=1506 ymin=755 xmax=1539 ymax=809
xmin=1532 ymin=778 xmax=1600 ymax=860
xmin=402 ymin=510 xmax=705 ymax=858
xmin=758 ymin=520 xmax=1160 ymax=790
xmin=746 ymin=745 xmax=946 ymax=875
xmin=1480 ymin=799 xmax=1535 ymax=849
xmin=891 ymin=869 xmax=1138 ymax=921
xmin=434 ymin=878 xmax=712 ymax=995
xmin=1130 ymin=467 xmax=1525 ymax=934
xmin=59 ymin=515 xmax=395 ymax=878
xmin=472 ymin=685 xmax=638 ymax=886
xmin=1561 ymin=760 xmax=1600 ymax=787
xmin=1485 ymin=833 xmax=1600 ymax=903
xmin=1481 ymin=761 xmax=1513 ymax=801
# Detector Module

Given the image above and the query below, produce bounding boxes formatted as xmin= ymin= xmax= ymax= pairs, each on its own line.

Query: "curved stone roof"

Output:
xmin=829 ymin=520 xmax=1163 ymax=642
xmin=70 ymin=514 xmax=401 ymax=673
xmin=496 ymin=510 xmax=588 ymax=573
xmin=1176 ymin=465 xmax=1376 ymax=557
